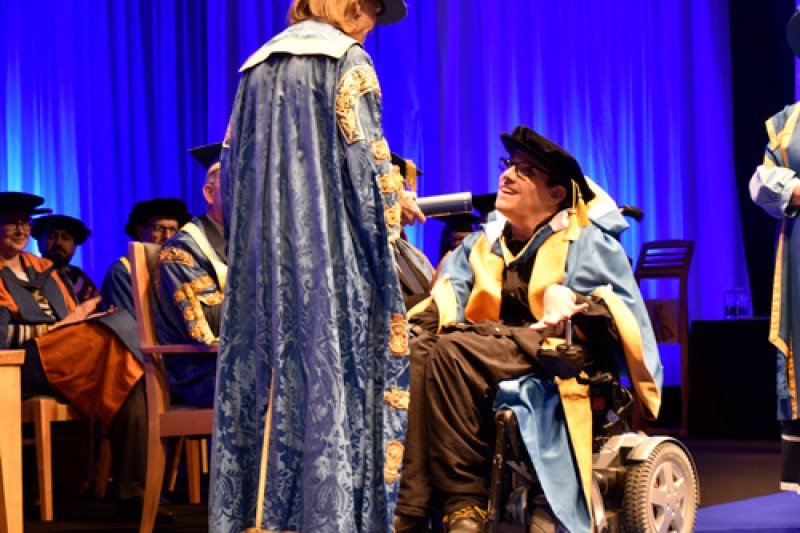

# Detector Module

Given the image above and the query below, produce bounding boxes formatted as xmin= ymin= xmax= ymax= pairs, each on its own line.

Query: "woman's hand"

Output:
xmin=530 ymin=284 xmax=588 ymax=335
xmin=399 ymin=190 xmax=426 ymax=226
xmin=51 ymin=294 xmax=102 ymax=330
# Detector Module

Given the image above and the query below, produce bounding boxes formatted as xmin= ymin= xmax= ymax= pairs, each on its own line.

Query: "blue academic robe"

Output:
xmin=750 ymin=101 xmax=800 ymax=423
xmin=424 ymin=188 xmax=662 ymax=532
xmin=154 ymin=217 xmax=225 ymax=407
xmin=210 ymin=19 xmax=409 ymax=533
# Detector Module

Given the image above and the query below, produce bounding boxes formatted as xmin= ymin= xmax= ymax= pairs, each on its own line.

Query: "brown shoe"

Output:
xmin=394 ymin=513 xmax=430 ymax=533
xmin=444 ymin=506 xmax=486 ymax=533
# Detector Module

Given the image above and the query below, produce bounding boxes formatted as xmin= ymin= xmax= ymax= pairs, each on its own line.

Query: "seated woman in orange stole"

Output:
xmin=0 ymin=192 xmax=152 ymax=519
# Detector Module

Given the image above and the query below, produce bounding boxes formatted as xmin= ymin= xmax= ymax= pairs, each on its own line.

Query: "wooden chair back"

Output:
xmin=633 ymin=239 xmax=694 ymax=437
xmin=128 ymin=242 xmax=217 ymax=533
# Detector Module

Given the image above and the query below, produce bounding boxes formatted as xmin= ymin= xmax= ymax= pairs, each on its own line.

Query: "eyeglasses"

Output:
xmin=499 ymin=157 xmax=539 ymax=180
xmin=0 ymin=218 xmax=32 ymax=231
xmin=146 ymin=224 xmax=179 ymax=236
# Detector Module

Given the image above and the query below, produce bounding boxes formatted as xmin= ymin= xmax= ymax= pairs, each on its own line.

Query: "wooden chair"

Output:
xmin=22 ymin=402 xmax=112 ymax=520
xmin=128 ymin=242 xmax=217 ymax=533
xmin=633 ymin=239 xmax=694 ymax=437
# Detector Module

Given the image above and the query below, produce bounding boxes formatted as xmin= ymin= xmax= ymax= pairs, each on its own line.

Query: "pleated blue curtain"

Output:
xmin=1 ymin=0 xmax=744 ymax=320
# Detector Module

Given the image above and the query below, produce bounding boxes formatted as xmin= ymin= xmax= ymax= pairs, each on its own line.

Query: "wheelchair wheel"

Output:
xmin=621 ymin=441 xmax=698 ymax=532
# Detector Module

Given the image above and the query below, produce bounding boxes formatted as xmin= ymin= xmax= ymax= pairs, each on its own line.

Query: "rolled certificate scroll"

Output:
xmin=415 ymin=192 xmax=473 ymax=217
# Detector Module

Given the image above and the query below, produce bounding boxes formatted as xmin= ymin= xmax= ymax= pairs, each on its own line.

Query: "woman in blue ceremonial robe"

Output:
xmin=210 ymin=0 xmax=423 ymax=531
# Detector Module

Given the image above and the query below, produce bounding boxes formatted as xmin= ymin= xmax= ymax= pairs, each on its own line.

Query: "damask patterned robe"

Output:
xmin=750 ymin=101 xmax=800 ymax=491
xmin=154 ymin=215 xmax=225 ymax=407
xmin=210 ymin=19 xmax=409 ymax=533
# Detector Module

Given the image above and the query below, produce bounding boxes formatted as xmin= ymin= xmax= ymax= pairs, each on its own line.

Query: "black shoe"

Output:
xmin=116 ymin=496 xmax=176 ymax=524
xmin=394 ymin=513 xmax=431 ymax=532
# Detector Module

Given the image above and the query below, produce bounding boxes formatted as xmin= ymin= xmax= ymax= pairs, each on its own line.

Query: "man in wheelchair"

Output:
xmin=394 ymin=126 xmax=663 ymax=532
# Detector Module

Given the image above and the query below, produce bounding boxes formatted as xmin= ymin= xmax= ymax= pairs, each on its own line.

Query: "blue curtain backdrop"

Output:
xmin=1 ymin=0 xmax=745 ymax=321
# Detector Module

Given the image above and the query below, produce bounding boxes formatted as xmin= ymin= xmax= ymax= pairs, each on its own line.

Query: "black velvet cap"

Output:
xmin=377 ymin=0 xmax=407 ymax=25
xmin=189 ymin=143 xmax=223 ymax=170
xmin=124 ymin=198 xmax=192 ymax=239
xmin=32 ymin=215 xmax=91 ymax=244
xmin=500 ymin=125 xmax=594 ymax=203
xmin=0 ymin=192 xmax=52 ymax=216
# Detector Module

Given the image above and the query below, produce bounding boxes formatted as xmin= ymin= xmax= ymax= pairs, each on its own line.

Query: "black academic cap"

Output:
xmin=189 ymin=142 xmax=223 ymax=170
xmin=500 ymin=125 xmax=594 ymax=203
xmin=377 ymin=0 xmax=407 ymax=25
xmin=391 ymin=152 xmax=423 ymax=178
xmin=31 ymin=215 xmax=91 ymax=244
xmin=124 ymin=198 xmax=192 ymax=240
xmin=472 ymin=192 xmax=497 ymax=220
xmin=0 ymin=192 xmax=52 ymax=216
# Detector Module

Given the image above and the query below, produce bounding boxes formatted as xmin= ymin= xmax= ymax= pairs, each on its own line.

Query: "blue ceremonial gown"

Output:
xmin=750 ymin=102 xmax=800 ymax=492
xmin=210 ymin=19 xmax=409 ymax=533
xmin=154 ymin=217 xmax=225 ymax=407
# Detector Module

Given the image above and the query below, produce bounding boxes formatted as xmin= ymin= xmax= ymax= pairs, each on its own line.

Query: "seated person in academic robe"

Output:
xmin=0 ymin=192 xmax=156 ymax=519
xmin=153 ymin=144 xmax=226 ymax=407
xmin=394 ymin=126 xmax=662 ymax=533
xmin=100 ymin=197 xmax=191 ymax=316
xmin=32 ymin=214 xmax=97 ymax=303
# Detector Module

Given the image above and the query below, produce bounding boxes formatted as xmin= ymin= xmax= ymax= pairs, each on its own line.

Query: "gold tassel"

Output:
xmin=405 ymin=158 xmax=418 ymax=192
xmin=573 ymin=180 xmax=589 ymax=227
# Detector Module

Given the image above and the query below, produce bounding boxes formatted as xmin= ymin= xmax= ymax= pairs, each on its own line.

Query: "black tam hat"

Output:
xmin=0 ymin=192 xmax=52 ymax=216
xmin=124 ymin=198 xmax=192 ymax=240
xmin=500 ymin=125 xmax=594 ymax=204
xmin=32 ymin=215 xmax=91 ymax=244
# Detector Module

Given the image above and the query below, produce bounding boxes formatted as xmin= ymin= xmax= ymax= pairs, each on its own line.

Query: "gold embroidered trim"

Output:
xmin=160 ymin=247 xmax=194 ymax=268
xmin=174 ymin=275 xmax=219 ymax=344
xmin=372 ymin=139 xmax=390 ymax=162
xmin=384 ymin=440 xmax=404 ymax=484
xmin=389 ymin=313 xmax=409 ymax=355
xmin=383 ymin=387 xmax=410 ymax=410
xmin=335 ymin=65 xmax=381 ymax=144
xmin=377 ymin=166 xmax=405 ymax=194
xmin=384 ymin=203 xmax=402 ymax=229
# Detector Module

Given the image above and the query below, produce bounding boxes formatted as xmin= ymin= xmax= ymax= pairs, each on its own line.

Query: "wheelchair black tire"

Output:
xmin=621 ymin=441 xmax=699 ymax=532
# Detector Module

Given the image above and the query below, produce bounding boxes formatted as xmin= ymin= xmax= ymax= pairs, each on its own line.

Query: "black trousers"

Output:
xmin=397 ymin=326 xmax=542 ymax=517
xmin=21 ymin=342 xmax=147 ymax=500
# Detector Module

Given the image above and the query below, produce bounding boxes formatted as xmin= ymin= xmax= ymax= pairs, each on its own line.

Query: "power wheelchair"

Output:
xmin=486 ymin=356 xmax=699 ymax=533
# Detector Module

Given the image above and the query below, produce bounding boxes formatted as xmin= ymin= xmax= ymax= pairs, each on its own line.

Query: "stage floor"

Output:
xmin=21 ymin=438 xmax=788 ymax=532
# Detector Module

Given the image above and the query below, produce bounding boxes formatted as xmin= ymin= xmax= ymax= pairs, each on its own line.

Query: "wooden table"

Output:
xmin=0 ymin=350 xmax=25 ymax=533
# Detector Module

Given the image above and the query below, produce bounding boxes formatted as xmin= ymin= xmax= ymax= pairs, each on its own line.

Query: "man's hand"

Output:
xmin=530 ymin=284 xmax=588 ymax=335
xmin=399 ymin=190 xmax=426 ymax=226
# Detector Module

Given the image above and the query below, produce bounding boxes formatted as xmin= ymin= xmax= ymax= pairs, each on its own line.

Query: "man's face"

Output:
xmin=203 ymin=167 xmax=223 ymax=225
xmin=137 ymin=216 xmax=181 ymax=245
xmin=38 ymin=228 xmax=77 ymax=268
xmin=494 ymin=150 xmax=564 ymax=233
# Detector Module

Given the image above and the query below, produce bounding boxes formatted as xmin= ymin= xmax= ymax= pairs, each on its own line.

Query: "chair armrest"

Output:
xmin=140 ymin=344 xmax=218 ymax=354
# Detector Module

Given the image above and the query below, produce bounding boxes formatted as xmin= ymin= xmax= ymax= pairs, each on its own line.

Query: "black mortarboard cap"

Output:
xmin=189 ymin=142 xmax=223 ymax=170
xmin=0 ymin=192 xmax=52 ymax=216
xmin=32 ymin=215 xmax=91 ymax=244
xmin=391 ymin=152 xmax=424 ymax=179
